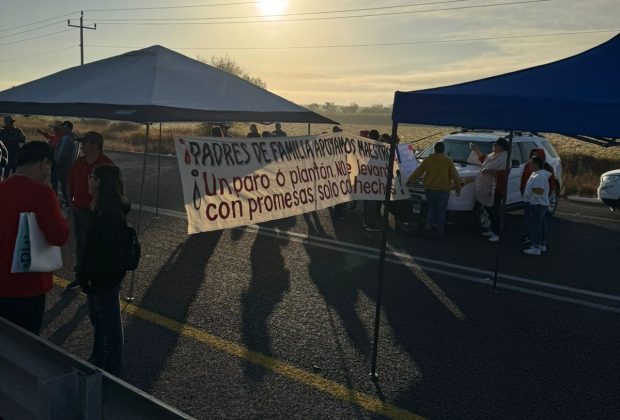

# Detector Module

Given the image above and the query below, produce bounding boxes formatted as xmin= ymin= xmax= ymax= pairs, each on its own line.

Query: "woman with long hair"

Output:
xmin=77 ymin=164 xmax=130 ymax=375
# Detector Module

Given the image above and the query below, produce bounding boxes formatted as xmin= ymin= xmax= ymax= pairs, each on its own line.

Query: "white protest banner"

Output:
xmin=396 ymin=143 xmax=419 ymax=180
xmin=175 ymin=132 xmax=410 ymax=234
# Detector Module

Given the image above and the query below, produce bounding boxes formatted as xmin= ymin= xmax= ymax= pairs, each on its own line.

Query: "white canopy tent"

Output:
xmin=0 ymin=45 xmax=335 ymax=124
xmin=0 ymin=45 xmax=336 ymax=299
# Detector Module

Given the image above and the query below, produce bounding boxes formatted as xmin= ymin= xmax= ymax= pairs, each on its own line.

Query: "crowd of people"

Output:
xmin=0 ymin=117 xmax=130 ymax=375
xmin=0 ymin=119 xmax=556 ymax=380
xmin=406 ymin=136 xmax=555 ymax=255
xmin=208 ymin=121 xmax=288 ymax=138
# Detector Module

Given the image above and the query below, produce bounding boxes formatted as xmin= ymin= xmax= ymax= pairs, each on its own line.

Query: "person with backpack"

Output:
xmin=65 ymin=131 xmax=114 ymax=290
xmin=77 ymin=164 xmax=131 ymax=375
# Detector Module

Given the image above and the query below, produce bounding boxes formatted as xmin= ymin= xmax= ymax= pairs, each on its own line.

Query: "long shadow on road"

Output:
xmin=346 ymin=212 xmax=620 ymax=419
xmin=241 ymin=217 xmax=295 ymax=381
xmin=305 ymin=212 xmax=372 ymax=355
xmin=121 ymin=230 xmax=223 ymax=391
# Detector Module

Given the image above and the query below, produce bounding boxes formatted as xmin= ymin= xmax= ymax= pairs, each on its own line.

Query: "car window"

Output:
xmin=510 ymin=143 xmax=524 ymax=164
xmin=518 ymin=141 xmax=539 ymax=162
xmin=419 ymin=139 xmax=492 ymax=163
xmin=540 ymin=141 xmax=559 ymax=158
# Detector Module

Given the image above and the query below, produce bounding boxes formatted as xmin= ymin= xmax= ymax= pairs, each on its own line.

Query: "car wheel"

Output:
xmin=548 ymin=182 xmax=560 ymax=215
xmin=474 ymin=203 xmax=491 ymax=231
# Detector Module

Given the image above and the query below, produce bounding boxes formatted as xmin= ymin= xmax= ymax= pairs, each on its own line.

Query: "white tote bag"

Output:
xmin=11 ymin=212 xmax=62 ymax=273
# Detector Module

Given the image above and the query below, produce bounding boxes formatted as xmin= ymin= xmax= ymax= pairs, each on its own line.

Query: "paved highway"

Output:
xmin=42 ymin=150 xmax=620 ymax=419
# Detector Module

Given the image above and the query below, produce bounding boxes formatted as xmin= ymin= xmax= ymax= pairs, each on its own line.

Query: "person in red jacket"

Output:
xmin=38 ymin=121 xmax=63 ymax=195
xmin=0 ymin=142 xmax=70 ymax=334
xmin=65 ymin=132 xmax=114 ymax=290
xmin=520 ymin=148 xmax=556 ymax=248
xmin=520 ymin=148 xmax=556 ymax=196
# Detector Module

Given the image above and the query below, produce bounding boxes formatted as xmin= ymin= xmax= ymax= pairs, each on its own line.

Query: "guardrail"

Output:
xmin=0 ymin=317 xmax=193 ymax=419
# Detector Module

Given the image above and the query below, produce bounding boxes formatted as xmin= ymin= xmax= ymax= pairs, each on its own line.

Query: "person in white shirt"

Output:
xmin=522 ymin=156 xmax=551 ymax=255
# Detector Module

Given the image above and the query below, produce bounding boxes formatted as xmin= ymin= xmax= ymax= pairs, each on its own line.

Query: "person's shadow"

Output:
xmin=303 ymin=212 xmax=372 ymax=355
xmin=121 ymin=230 xmax=223 ymax=390
xmin=241 ymin=216 xmax=295 ymax=381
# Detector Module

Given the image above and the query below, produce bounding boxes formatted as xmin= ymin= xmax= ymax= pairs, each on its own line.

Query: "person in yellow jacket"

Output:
xmin=408 ymin=142 xmax=461 ymax=237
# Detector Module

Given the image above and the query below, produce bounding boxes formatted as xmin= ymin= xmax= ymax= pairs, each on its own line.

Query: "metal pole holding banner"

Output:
xmin=370 ymin=122 xmax=399 ymax=380
xmin=492 ymin=130 xmax=514 ymax=292
xmin=125 ymin=123 xmax=151 ymax=302
xmin=155 ymin=123 xmax=163 ymax=218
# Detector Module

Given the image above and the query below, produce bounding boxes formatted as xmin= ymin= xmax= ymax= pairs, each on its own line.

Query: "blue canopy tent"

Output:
xmin=369 ymin=34 xmax=620 ymax=378
xmin=392 ymin=33 xmax=620 ymax=142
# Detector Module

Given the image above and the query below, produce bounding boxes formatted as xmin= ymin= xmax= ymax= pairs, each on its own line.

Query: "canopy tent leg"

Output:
xmin=307 ymin=123 xmax=311 ymax=135
xmin=491 ymin=130 xmax=514 ymax=292
xmin=155 ymin=123 xmax=162 ymax=219
xmin=369 ymin=122 xmax=399 ymax=380
xmin=125 ymin=123 xmax=151 ymax=302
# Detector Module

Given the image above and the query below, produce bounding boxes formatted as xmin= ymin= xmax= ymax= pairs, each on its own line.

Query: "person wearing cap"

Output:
xmin=470 ymin=137 xmax=510 ymax=242
xmin=272 ymin=122 xmax=287 ymax=137
xmin=0 ymin=141 xmax=70 ymax=334
xmin=54 ymin=120 xmax=78 ymax=204
xmin=38 ymin=121 xmax=63 ymax=149
xmin=0 ymin=115 xmax=26 ymax=181
xmin=522 ymin=155 xmax=553 ymax=256
xmin=519 ymin=148 xmax=556 ymax=249
xmin=65 ymin=131 xmax=114 ymax=290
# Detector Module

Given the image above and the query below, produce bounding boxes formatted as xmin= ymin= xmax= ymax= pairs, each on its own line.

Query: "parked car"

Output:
xmin=597 ymin=169 xmax=620 ymax=210
xmin=407 ymin=131 xmax=563 ymax=230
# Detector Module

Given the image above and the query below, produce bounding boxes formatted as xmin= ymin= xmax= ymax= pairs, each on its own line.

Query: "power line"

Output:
xmin=85 ymin=0 xmax=553 ymax=26
xmin=0 ymin=29 xmax=73 ymax=47
xmin=1 ymin=21 xmax=65 ymax=39
xmin=90 ymin=0 xmax=473 ymax=21
xmin=85 ymin=29 xmax=619 ymax=51
xmin=0 ymin=11 xmax=79 ymax=34
xmin=86 ymin=1 xmax=260 ymax=12
xmin=0 ymin=46 xmax=74 ymax=63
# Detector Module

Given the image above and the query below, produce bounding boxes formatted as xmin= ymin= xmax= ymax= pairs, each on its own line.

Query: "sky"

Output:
xmin=1 ymin=0 xmax=618 ymax=106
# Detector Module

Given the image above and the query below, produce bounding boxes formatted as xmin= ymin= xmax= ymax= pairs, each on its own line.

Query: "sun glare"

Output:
xmin=257 ymin=0 xmax=288 ymax=16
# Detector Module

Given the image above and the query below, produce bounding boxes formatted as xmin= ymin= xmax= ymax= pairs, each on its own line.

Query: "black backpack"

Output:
xmin=120 ymin=223 xmax=141 ymax=271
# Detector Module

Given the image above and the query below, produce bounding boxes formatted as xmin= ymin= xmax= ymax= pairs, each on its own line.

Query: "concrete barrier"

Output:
xmin=0 ymin=317 xmax=193 ymax=419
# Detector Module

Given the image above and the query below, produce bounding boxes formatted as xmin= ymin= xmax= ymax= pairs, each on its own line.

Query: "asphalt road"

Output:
xmin=43 ymin=150 xmax=620 ymax=419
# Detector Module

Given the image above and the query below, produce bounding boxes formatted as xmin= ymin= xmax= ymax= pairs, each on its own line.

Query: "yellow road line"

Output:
xmin=53 ymin=276 xmax=425 ymax=420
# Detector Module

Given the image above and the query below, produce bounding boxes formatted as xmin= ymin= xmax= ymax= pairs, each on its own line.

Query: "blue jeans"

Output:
xmin=527 ymin=204 xmax=548 ymax=247
xmin=425 ymin=190 xmax=450 ymax=235
xmin=87 ymin=284 xmax=123 ymax=375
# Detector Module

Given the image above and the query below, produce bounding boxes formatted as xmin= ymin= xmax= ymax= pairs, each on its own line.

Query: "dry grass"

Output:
xmin=11 ymin=115 xmax=620 ymax=197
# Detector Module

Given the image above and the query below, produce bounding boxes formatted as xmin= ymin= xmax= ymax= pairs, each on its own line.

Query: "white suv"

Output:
xmin=407 ymin=131 xmax=562 ymax=229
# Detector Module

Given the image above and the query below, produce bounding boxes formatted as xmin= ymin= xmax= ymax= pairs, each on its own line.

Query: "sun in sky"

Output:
xmin=256 ymin=0 xmax=288 ymax=16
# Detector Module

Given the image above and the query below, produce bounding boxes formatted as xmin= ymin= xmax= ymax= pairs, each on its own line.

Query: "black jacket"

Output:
xmin=77 ymin=204 xmax=130 ymax=294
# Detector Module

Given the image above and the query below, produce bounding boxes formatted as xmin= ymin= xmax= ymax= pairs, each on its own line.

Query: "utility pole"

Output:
xmin=68 ymin=11 xmax=96 ymax=66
